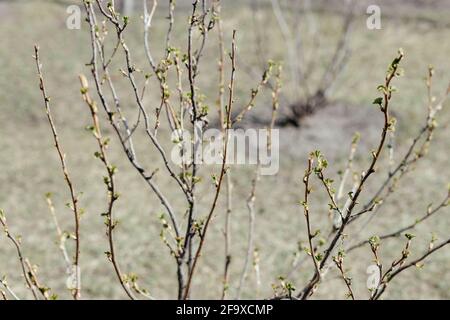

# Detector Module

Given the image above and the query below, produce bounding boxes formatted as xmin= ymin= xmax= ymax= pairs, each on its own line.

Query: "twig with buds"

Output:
xmin=34 ymin=45 xmax=81 ymax=300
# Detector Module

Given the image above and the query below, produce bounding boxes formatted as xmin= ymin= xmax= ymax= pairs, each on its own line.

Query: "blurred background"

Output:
xmin=0 ymin=0 xmax=449 ymax=299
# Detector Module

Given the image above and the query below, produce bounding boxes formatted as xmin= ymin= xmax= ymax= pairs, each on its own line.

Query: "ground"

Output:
xmin=0 ymin=1 xmax=449 ymax=299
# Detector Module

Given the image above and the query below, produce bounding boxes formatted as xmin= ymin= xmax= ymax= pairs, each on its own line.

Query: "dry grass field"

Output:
xmin=0 ymin=0 xmax=449 ymax=299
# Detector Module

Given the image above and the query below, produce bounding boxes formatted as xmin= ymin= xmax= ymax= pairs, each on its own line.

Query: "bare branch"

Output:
xmin=34 ymin=45 xmax=81 ymax=300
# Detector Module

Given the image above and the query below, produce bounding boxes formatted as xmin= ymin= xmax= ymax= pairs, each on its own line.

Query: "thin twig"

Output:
xmin=298 ymin=51 xmax=404 ymax=299
xmin=79 ymin=74 xmax=137 ymax=300
xmin=0 ymin=211 xmax=38 ymax=299
xmin=34 ymin=45 xmax=81 ymax=299
xmin=183 ymin=30 xmax=237 ymax=300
